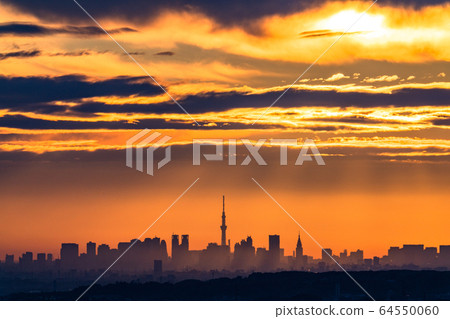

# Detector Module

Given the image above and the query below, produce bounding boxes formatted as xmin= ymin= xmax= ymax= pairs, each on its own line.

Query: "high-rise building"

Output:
xmin=199 ymin=242 xmax=230 ymax=270
xmin=295 ymin=233 xmax=303 ymax=257
xmin=37 ymin=253 xmax=46 ymax=262
xmin=36 ymin=253 xmax=46 ymax=269
xmin=161 ymin=240 xmax=168 ymax=260
xmin=439 ymin=245 xmax=450 ymax=266
xmin=233 ymin=236 xmax=255 ymax=270
xmin=181 ymin=235 xmax=189 ymax=250
xmin=349 ymin=249 xmax=364 ymax=265
xmin=221 ymin=196 xmax=227 ymax=246
xmin=60 ymin=243 xmax=79 ymax=265
xmin=403 ymin=244 xmax=424 ymax=266
xmin=171 ymin=234 xmax=181 ymax=267
xmin=269 ymin=235 xmax=280 ymax=252
xmin=118 ymin=242 xmax=131 ymax=253
xmin=268 ymin=235 xmax=281 ymax=269
xmin=388 ymin=246 xmax=401 ymax=265
xmin=174 ymin=234 xmax=191 ymax=268
xmin=97 ymin=244 xmax=111 ymax=267
xmin=295 ymin=233 xmax=307 ymax=267
xmin=20 ymin=252 xmax=33 ymax=264
xmin=87 ymin=241 xmax=96 ymax=257
xmin=97 ymin=244 xmax=110 ymax=256
xmin=440 ymin=245 xmax=450 ymax=256
xmin=339 ymin=250 xmax=348 ymax=264
xmin=172 ymin=234 xmax=180 ymax=258
xmin=322 ymin=248 xmax=333 ymax=264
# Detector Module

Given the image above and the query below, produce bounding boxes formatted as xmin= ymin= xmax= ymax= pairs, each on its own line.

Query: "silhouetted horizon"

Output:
xmin=2 ymin=197 xmax=450 ymax=299
xmin=3 ymin=197 xmax=450 ymax=273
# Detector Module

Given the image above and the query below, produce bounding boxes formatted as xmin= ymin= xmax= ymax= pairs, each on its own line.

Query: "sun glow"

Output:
xmin=317 ymin=9 xmax=386 ymax=36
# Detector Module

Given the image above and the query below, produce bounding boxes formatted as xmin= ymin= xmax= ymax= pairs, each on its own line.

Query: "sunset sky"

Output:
xmin=0 ymin=0 xmax=449 ymax=260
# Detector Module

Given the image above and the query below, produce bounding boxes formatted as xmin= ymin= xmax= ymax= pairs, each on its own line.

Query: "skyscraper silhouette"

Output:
xmin=181 ymin=235 xmax=189 ymax=250
xmin=60 ymin=243 xmax=78 ymax=269
xmin=86 ymin=241 xmax=96 ymax=257
xmin=269 ymin=235 xmax=281 ymax=269
xmin=220 ymin=195 xmax=227 ymax=246
xmin=172 ymin=234 xmax=180 ymax=264
xmin=296 ymin=233 xmax=303 ymax=258
xmin=60 ymin=244 xmax=78 ymax=263
xmin=295 ymin=232 xmax=307 ymax=268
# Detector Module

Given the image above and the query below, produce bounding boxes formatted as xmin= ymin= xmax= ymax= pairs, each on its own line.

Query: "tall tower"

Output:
xmin=296 ymin=233 xmax=303 ymax=258
xmin=220 ymin=195 xmax=227 ymax=246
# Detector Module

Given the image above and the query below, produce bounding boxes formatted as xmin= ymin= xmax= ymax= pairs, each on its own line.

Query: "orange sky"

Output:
xmin=0 ymin=153 xmax=448 ymax=259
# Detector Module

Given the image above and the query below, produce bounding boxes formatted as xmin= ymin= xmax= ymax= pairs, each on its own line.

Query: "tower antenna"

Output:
xmin=220 ymin=195 xmax=227 ymax=246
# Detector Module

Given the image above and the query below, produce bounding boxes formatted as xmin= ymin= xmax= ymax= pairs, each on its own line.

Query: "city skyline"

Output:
xmin=3 ymin=197 xmax=449 ymax=272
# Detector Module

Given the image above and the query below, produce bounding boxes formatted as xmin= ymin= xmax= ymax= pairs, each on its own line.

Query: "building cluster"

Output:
xmin=2 ymin=197 xmax=450 ymax=275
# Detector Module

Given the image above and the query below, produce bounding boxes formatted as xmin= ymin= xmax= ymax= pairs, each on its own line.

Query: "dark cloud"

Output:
xmin=0 ymin=49 xmax=40 ymax=60
xmin=0 ymin=49 xmax=108 ymax=62
xmin=299 ymin=30 xmax=364 ymax=38
xmin=155 ymin=51 xmax=175 ymax=56
xmin=0 ymin=114 xmax=184 ymax=130
xmin=127 ymin=51 xmax=145 ymax=56
xmin=49 ymin=50 xmax=107 ymax=57
xmin=380 ymin=0 xmax=450 ymax=9
xmin=1 ymin=0 xmax=321 ymax=30
xmin=0 ymin=22 xmax=137 ymax=37
xmin=70 ymin=87 xmax=450 ymax=115
xmin=0 ymin=75 xmax=162 ymax=111
xmin=168 ymin=87 xmax=449 ymax=112
xmin=0 ymin=114 xmax=279 ymax=130
xmin=432 ymin=117 xmax=450 ymax=126
xmin=1 ymin=74 xmax=449 ymax=116
xmin=0 ymin=48 xmax=107 ymax=59
xmin=310 ymin=116 xmax=404 ymax=125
